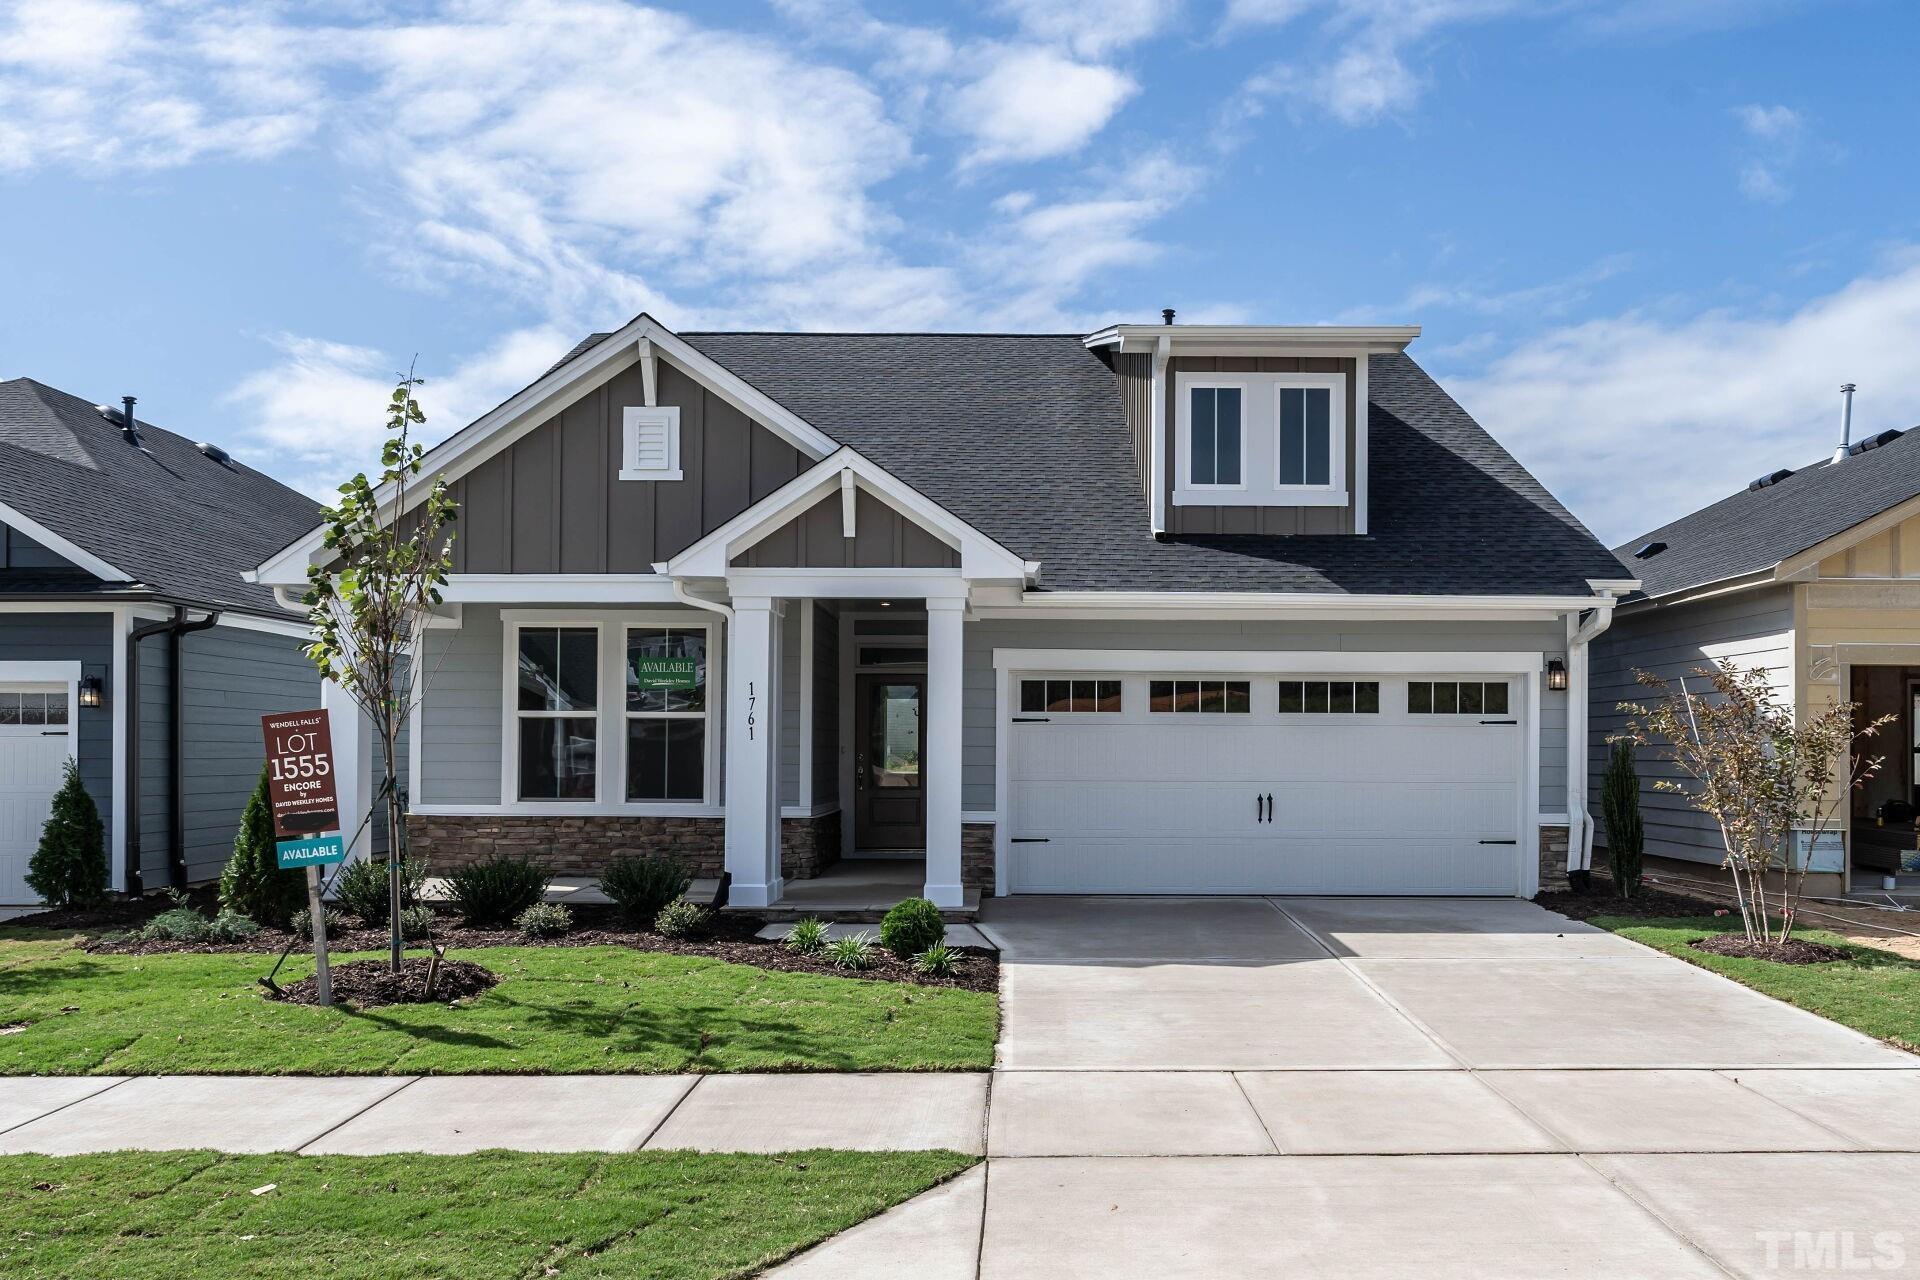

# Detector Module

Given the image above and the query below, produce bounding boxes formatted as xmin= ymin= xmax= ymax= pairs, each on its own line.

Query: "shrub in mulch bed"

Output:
xmin=1688 ymin=935 xmax=1851 ymax=965
xmin=64 ymin=904 xmax=998 ymax=993
xmin=274 ymin=957 xmax=500 ymax=1008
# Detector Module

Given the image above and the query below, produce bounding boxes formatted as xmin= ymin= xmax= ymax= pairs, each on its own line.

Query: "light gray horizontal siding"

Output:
xmin=963 ymin=618 xmax=1567 ymax=814
xmin=419 ymin=605 xmax=507 ymax=805
xmin=0 ymin=612 xmax=114 ymax=864
xmin=1589 ymin=586 xmax=1795 ymax=865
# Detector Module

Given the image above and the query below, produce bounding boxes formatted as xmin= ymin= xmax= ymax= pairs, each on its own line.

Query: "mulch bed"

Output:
xmin=1688 ymin=935 xmax=1851 ymax=965
xmin=52 ymin=903 xmax=997 ymax=993
xmin=274 ymin=957 xmax=500 ymax=1008
xmin=1534 ymin=884 xmax=1730 ymax=923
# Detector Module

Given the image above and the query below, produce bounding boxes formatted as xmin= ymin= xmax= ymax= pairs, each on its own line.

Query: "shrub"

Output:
xmin=292 ymin=905 xmax=345 ymax=939
xmin=136 ymin=906 xmax=257 ymax=944
xmin=1600 ymin=739 xmax=1646 ymax=899
xmin=514 ymin=902 xmax=573 ymax=940
xmin=445 ymin=856 xmax=550 ymax=928
xmin=25 ymin=759 xmax=107 ymax=909
xmin=654 ymin=899 xmax=708 ymax=938
xmin=912 ymin=943 xmax=956 ymax=977
xmin=879 ymin=897 xmax=945 ymax=959
xmin=400 ymin=903 xmax=437 ymax=939
xmin=333 ymin=855 xmax=430 ymax=927
xmin=826 ymin=931 xmax=876 ymax=970
xmin=599 ymin=854 xmax=691 ymax=926
xmin=784 ymin=917 xmax=830 ymax=955
xmin=219 ymin=767 xmax=304 ymax=928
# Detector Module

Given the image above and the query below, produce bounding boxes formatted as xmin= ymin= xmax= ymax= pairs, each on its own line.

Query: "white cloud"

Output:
xmin=947 ymin=45 xmax=1138 ymax=166
xmin=225 ymin=326 xmax=574 ymax=496
xmin=996 ymin=0 xmax=1179 ymax=58
xmin=1732 ymin=102 xmax=1803 ymax=203
xmin=1449 ymin=252 xmax=1920 ymax=545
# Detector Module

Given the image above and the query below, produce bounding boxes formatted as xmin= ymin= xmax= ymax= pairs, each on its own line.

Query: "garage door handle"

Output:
xmin=1011 ymin=837 xmax=1049 ymax=843
xmin=1479 ymin=719 xmax=1517 ymax=725
xmin=1011 ymin=717 xmax=1050 ymax=723
xmin=1478 ymin=839 xmax=1517 ymax=845
xmin=40 ymin=730 xmax=69 ymax=737
xmin=1264 ymin=793 xmax=1273 ymax=823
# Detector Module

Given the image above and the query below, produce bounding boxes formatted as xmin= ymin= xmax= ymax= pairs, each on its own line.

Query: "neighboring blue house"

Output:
xmin=0 ymin=378 xmax=323 ymax=906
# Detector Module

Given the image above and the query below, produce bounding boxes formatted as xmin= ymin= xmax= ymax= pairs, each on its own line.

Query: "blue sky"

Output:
xmin=2 ymin=0 xmax=1917 ymax=545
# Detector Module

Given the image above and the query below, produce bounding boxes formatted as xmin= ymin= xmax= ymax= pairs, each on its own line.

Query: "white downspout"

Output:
xmin=1565 ymin=595 xmax=1618 ymax=874
xmin=671 ymin=578 xmax=734 ymax=625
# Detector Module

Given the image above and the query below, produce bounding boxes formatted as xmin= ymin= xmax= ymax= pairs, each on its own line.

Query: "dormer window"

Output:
xmin=1175 ymin=370 xmax=1346 ymax=508
xmin=1186 ymin=385 xmax=1243 ymax=488
xmin=620 ymin=405 xmax=682 ymax=481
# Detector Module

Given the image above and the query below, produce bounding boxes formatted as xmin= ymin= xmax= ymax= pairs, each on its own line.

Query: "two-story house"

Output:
xmin=252 ymin=315 xmax=1632 ymax=909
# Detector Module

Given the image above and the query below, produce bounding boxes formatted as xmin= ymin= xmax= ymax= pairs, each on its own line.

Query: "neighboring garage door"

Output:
xmin=1007 ymin=672 xmax=1526 ymax=895
xmin=0 ymin=684 xmax=75 ymax=905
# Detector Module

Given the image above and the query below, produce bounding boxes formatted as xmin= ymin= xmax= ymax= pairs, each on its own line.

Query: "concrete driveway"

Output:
xmin=776 ymin=896 xmax=1920 ymax=1280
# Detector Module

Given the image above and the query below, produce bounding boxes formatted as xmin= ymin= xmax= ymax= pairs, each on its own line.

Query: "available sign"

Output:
xmin=260 ymin=709 xmax=345 ymax=868
xmin=632 ymin=656 xmax=698 ymax=690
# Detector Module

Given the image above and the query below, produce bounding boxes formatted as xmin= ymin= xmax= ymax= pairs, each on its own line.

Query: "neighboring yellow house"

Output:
xmin=1593 ymin=427 xmax=1920 ymax=899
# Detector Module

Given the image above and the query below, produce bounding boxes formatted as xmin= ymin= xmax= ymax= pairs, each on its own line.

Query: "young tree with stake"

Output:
xmin=303 ymin=371 xmax=455 ymax=972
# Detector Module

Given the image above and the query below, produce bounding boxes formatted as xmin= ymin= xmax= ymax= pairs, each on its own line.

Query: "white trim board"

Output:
xmin=990 ymin=649 xmax=1547 ymax=675
xmin=0 ymin=499 xmax=132 ymax=582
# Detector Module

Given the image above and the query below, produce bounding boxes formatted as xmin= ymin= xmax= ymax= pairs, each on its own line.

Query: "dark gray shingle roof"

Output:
xmin=1615 ymin=430 xmax=1920 ymax=599
xmin=667 ymin=332 xmax=1621 ymax=595
xmin=0 ymin=378 xmax=323 ymax=615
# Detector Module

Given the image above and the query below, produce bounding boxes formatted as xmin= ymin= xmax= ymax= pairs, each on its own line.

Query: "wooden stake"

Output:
xmin=306 ymin=865 xmax=333 ymax=1006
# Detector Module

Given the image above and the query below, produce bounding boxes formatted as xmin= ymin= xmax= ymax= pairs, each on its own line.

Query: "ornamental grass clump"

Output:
xmin=826 ymin=931 xmax=877 ymax=971
xmin=784 ymin=917 xmax=829 ymax=954
xmin=1616 ymin=663 xmax=1889 ymax=944
xmin=335 ymin=855 xmax=430 ymax=928
xmin=912 ymin=943 xmax=956 ymax=977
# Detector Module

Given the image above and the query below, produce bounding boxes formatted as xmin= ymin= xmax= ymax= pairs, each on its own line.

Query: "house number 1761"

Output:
xmin=745 ymin=680 xmax=757 ymax=741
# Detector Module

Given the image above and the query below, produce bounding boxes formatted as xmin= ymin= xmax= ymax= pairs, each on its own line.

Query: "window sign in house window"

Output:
xmin=517 ymin=627 xmax=598 ymax=799
xmin=626 ymin=628 xmax=708 ymax=801
xmin=1020 ymin=679 xmax=1122 ymax=713
xmin=1279 ymin=387 xmax=1334 ymax=487
xmin=1189 ymin=386 xmax=1242 ymax=486
xmin=1278 ymin=681 xmax=1380 ymax=714
xmin=1150 ymin=679 xmax=1252 ymax=713
xmin=1408 ymin=681 xmax=1510 ymax=715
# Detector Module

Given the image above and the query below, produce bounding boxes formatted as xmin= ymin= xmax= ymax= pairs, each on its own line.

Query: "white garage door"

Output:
xmin=0 ymin=685 xmax=75 ymax=905
xmin=1007 ymin=672 xmax=1526 ymax=896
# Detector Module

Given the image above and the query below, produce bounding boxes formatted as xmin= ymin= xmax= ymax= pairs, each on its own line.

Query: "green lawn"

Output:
xmin=0 ymin=932 xmax=996 ymax=1075
xmin=1592 ymin=915 xmax=1920 ymax=1053
xmin=0 ymin=1148 xmax=974 ymax=1279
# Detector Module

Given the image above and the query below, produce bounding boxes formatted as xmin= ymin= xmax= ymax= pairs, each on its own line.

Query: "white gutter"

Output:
xmin=1565 ymin=594 xmax=1621 ymax=874
xmin=671 ymin=578 xmax=734 ymax=624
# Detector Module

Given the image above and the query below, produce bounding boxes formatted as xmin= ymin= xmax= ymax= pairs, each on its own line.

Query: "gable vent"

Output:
xmin=631 ymin=418 xmax=672 ymax=469
xmin=1747 ymin=468 xmax=1795 ymax=491
xmin=1632 ymin=541 xmax=1667 ymax=560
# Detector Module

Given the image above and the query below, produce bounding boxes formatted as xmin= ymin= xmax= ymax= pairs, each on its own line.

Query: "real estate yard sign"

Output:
xmin=261 ymin=708 xmax=344 ymax=1006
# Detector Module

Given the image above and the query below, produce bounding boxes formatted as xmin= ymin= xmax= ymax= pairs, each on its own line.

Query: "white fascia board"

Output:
xmin=1585 ymin=579 xmax=1640 ymax=595
xmin=664 ymin=448 xmax=1030 ymax=582
xmin=0 ymin=498 xmax=133 ymax=582
xmin=997 ymin=590 xmax=1626 ymax=617
xmin=1086 ymin=324 xmax=1421 ymax=355
xmin=252 ymin=313 xmax=843 ymax=587
xmin=438 ymin=574 xmax=685 ymax=605
xmin=725 ymin=568 xmax=969 ymax=600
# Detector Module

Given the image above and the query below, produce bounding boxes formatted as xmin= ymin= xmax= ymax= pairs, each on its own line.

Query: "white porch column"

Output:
xmin=725 ymin=597 xmax=783 ymax=906
xmin=321 ymin=676 xmax=373 ymax=864
xmin=923 ymin=597 xmax=965 ymax=908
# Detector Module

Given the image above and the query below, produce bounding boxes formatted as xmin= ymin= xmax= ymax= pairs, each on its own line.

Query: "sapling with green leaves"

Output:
xmin=302 ymin=370 xmax=456 ymax=971
xmin=1616 ymin=663 xmax=1887 ymax=944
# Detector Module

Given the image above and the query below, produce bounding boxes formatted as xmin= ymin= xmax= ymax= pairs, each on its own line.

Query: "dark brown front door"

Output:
xmin=855 ymin=674 xmax=925 ymax=850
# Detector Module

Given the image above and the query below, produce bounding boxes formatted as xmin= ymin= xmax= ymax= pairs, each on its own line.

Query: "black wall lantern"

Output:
xmin=1545 ymin=658 xmax=1569 ymax=692
xmin=78 ymin=673 xmax=106 ymax=709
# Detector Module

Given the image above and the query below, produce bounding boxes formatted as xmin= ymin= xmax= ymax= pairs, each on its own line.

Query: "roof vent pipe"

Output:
xmin=120 ymin=395 xmax=138 ymax=444
xmin=1832 ymin=382 xmax=1856 ymax=463
xmin=1161 ymin=307 xmax=1175 ymax=325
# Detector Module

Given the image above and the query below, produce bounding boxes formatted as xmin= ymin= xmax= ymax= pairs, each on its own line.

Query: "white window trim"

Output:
xmin=1272 ymin=373 xmax=1347 ymax=499
xmin=1175 ymin=380 xmax=1250 ymax=495
xmin=497 ymin=609 xmax=720 ymax=815
xmin=619 ymin=405 xmax=683 ymax=482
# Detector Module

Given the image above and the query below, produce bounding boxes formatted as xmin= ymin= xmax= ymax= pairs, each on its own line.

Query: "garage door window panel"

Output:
xmin=1150 ymin=679 xmax=1250 ymax=714
xmin=1408 ymin=681 xmax=1510 ymax=715
xmin=1278 ymin=681 xmax=1379 ymax=714
xmin=1020 ymin=678 xmax=1121 ymax=714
